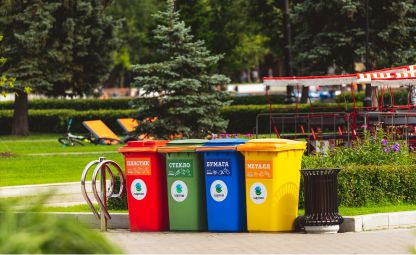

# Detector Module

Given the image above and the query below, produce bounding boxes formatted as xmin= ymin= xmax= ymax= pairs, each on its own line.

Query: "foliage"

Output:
xmin=0 ymin=98 xmax=133 ymax=110
xmin=132 ymin=0 xmax=231 ymax=139
xmin=302 ymin=126 xmax=413 ymax=168
xmin=336 ymin=90 xmax=410 ymax=105
xmin=178 ymin=0 xmax=275 ymax=79
xmin=290 ymin=0 xmax=416 ymax=75
xmin=0 ymin=35 xmax=16 ymax=96
xmin=107 ymin=176 xmax=128 ymax=210
xmin=0 ymin=103 xmax=358 ymax=134
xmin=0 ymin=0 xmax=119 ymax=97
xmin=298 ymin=164 xmax=416 ymax=208
xmin=0 ymin=95 xmax=286 ymax=110
xmin=0 ymin=196 xmax=121 ymax=253
xmin=0 ymin=109 xmax=137 ymax=134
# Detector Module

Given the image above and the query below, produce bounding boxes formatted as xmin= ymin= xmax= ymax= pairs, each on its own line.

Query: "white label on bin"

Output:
xmin=210 ymin=180 xmax=228 ymax=202
xmin=249 ymin=182 xmax=267 ymax=204
xmin=171 ymin=180 xmax=188 ymax=202
xmin=131 ymin=179 xmax=147 ymax=200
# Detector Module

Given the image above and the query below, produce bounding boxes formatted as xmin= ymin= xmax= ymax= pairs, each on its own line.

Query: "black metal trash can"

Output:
xmin=301 ymin=168 xmax=343 ymax=233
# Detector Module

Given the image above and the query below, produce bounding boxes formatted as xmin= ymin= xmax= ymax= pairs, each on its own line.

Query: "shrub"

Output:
xmin=302 ymin=127 xmax=413 ymax=168
xmin=299 ymin=164 xmax=416 ymax=208
xmin=0 ymin=196 xmax=121 ymax=253
xmin=336 ymin=90 xmax=409 ymax=105
xmin=107 ymin=176 xmax=128 ymax=210
xmin=0 ymin=103 xmax=358 ymax=134
xmin=0 ymin=98 xmax=133 ymax=110
xmin=0 ymin=109 xmax=137 ymax=134
xmin=229 ymin=95 xmax=286 ymax=105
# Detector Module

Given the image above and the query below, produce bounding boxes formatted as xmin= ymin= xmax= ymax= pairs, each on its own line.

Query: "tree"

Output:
xmin=0 ymin=0 xmax=119 ymax=135
xmin=132 ymin=0 xmax=230 ymax=139
xmin=290 ymin=0 xmax=416 ymax=75
xmin=176 ymin=0 xmax=272 ymax=81
xmin=108 ymin=0 xmax=163 ymax=87
xmin=0 ymin=35 xmax=17 ymax=97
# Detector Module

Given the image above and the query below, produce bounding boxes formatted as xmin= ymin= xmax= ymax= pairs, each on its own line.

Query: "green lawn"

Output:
xmin=43 ymin=203 xmax=415 ymax=216
xmin=298 ymin=203 xmax=416 ymax=216
xmin=0 ymin=134 xmax=123 ymax=186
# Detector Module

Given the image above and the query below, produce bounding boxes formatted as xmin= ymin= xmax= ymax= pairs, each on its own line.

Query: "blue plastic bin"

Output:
xmin=196 ymin=138 xmax=247 ymax=232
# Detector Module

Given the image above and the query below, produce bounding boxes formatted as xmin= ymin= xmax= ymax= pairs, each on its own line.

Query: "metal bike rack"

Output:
xmin=81 ymin=157 xmax=126 ymax=231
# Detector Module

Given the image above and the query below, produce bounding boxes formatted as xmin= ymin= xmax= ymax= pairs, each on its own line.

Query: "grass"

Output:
xmin=0 ymin=133 xmax=123 ymax=186
xmin=43 ymin=204 xmax=128 ymax=213
xmin=298 ymin=203 xmax=416 ymax=216
xmin=41 ymin=203 xmax=415 ymax=216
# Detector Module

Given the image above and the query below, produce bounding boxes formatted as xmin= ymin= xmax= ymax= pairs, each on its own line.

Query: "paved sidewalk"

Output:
xmin=0 ymin=181 xmax=106 ymax=206
xmin=106 ymin=229 xmax=416 ymax=254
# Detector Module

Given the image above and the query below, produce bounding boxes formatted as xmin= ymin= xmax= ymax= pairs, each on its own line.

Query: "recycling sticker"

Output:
xmin=131 ymin=179 xmax=147 ymax=200
xmin=210 ymin=180 xmax=228 ymax=202
xmin=249 ymin=182 xmax=267 ymax=204
xmin=171 ymin=180 xmax=188 ymax=202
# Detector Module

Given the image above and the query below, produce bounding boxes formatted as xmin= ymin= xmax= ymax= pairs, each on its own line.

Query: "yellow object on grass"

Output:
xmin=237 ymin=139 xmax=306 ymax=232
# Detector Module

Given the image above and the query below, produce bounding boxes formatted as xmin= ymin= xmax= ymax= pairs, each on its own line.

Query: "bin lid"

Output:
xmin=118 ymin=140 xmax=169 ymax=153
xmin=196 ymin=138 xmax=248 ymax=152
xmin=236 ymin=138 xmax=306 ymax=152
xmin=158 ymin=139 xmax=208 ymax=153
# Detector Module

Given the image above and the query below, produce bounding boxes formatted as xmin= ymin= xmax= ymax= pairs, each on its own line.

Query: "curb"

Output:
xmin=41 ymin=211 xmax=416 ymax=232
xmin=340 ymin=211 xmax=416 ymax=232
xmin=46 ymin=212 xmax=130 ymax=229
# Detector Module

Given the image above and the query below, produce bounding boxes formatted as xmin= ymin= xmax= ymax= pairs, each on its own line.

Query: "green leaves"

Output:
xmin=132 ymin=0 xmax=231 ymax=139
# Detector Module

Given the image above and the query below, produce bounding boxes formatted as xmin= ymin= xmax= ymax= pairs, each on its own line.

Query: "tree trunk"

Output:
xmin=300 ymin=86 xmax=309 ymax=103
xmin=12 ymin=91 xmax=29 ymax=136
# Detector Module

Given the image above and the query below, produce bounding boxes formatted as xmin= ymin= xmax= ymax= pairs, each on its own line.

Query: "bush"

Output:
xmin=107 ymin=176 xmax=128 ymax=210
xmin=0 ymin=196 xmax=120 ymax=253
xmin=299 ymin=164 xmax=416 ymax=208
xmin=223 ymin=103 xmax=358 ymax=133
xmin=0 ymin=109 xmax=137 ymax=134
xmin=336 ymin=90 xmax=409 ymax=105
xmin=0 ymin=95 xmax=287 ymax=111
xmin=0 ymin=98 xmax=133 ymax=110
xmin=0 ymin=103 xmax=358 ymax=134
xmin=299 ymin=126 xmax=415 ymax=208
xmin=230 ymin=95 xmax=286 ymax=105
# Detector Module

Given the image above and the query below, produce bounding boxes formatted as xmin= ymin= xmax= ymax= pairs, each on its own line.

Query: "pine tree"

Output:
xmin=132 ymin=0 xmax=230 ymax=139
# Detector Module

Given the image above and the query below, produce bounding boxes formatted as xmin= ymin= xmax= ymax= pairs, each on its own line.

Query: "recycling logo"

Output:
xmin=136 ymin=183 xmax=142 ymax=192
xmin=250 ymin=182 xmax=267 ymax=204
xmin=210 ymin=180 xmax=228 ymax=202
xmin=215 ymin=184 xmax=222 ymax=193
xmin=176 ymin=184 xmax=183 ymax=193
xmin=171 ymin=180 xmax=188 ymax=202
xmin=131 ymin=179 xmax=147 ymax=200
xmin=255 ymin=186 xmax=262 ymax=196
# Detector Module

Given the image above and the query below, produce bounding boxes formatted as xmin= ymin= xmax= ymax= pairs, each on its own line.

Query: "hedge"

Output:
xmin=107 ymin=164 xmax=416 ymax=210
xmin=0 ymin=103 xmax=359 ymax=134
xmin=336 ymin=90 xmax=409 ymax=105
xmin=0 ymin=95 xmax=288 ymax=111
xmin=0 ymin=109 xmax=137 ymax=135
xmin=298 ymin=164 xmax=416 ymax=208
xmin=0 ymin=98 xmax=133 ymax=110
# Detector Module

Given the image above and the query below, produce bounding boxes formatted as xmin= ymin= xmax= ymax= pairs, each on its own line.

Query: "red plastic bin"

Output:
xmin=118 ymin=140 xmax=170 ymax=231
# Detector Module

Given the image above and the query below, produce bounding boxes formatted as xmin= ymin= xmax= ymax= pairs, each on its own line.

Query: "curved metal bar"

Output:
xmin=81 ymin=160 xmax=101 ymax=219
xmin=91 ymin=161 xmax=112 ymax=220
xmin=102 ymin=160 xmax=126 ymax=198
xmin=105 ymin=164 xmax=115 ymax=198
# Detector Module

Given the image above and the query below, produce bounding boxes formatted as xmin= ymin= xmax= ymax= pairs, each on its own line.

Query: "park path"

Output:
xmin=0 ymin=181 xmax=103 ymax=206
xmin=106 ymin=228 xmax=416 ymax=254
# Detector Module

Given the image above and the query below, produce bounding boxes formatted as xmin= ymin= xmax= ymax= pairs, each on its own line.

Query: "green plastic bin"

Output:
xmin=158 ymin=139 xmax=208 ymax=231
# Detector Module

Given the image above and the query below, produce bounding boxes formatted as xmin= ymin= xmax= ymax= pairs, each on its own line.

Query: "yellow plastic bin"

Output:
xmin=237 ymin=138 xmax=306 ymax=232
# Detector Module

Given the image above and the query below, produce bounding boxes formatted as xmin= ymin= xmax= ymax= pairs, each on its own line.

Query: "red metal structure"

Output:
xmin=260 ymin=65 xmax=416 ymax=153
